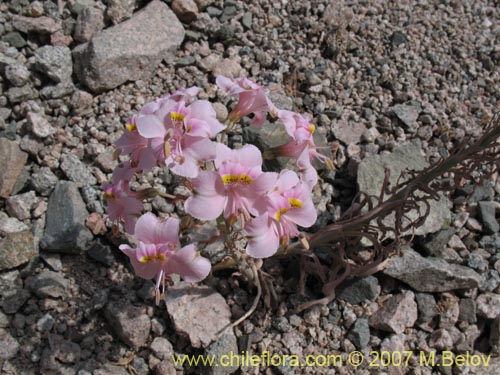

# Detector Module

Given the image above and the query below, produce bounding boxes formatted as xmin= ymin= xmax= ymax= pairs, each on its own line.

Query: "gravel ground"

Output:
xmin=0 ymin=0 xmax=499 ymax=374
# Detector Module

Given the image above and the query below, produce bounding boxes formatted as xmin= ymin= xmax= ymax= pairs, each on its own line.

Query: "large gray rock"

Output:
xmin=357 ymin=140 xmax=451 ymax=236
xmin=0 ymin=138 xmax=28 ymax=198
xmin=40 ymin=181 xmax=93 ymax=253
xmin=34 ymin=46 xmax=73 ymax=83
xmin=165 ymin=282 xmax=232 ymax=349
xmin=74 ymin=6 xmax=105 ymax=43
xmin=384 ymin=248 xmax=482 ymax=292
xmin=73 ymin=0 xmax=184 ymax=93
xmin=0 ymin=231 xmax=36 ymax=271
xmin=0 ymin=329 xmax=19 ymax=360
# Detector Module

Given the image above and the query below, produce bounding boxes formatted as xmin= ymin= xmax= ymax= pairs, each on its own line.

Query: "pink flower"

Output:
xmin=102 ymin=180 xmax=143 ymax=234
xmin=216 ymin=76 xmax=276 ymax=127
xmin=120 ymin=213 xmax=211 ymax=300
xmin=115 ymin=116 xmax=158 ymax=172
xmin=184 ymin=144 xmax=277 ymax=221
xmin=169 ymin=86 xmax=200 ymax=104
xmin=245 ymin=170 xmax=317 ymax=258
xmin=136 ymin=98 xmax=225 ymax=178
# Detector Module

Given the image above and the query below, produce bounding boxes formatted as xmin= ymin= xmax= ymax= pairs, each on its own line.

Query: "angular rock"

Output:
xmin=2 ymin=289 xmax=30 ymax=314
xmin=74 ymin=6 xmax=104 ymax=43
xmin=60 ymin=153 xmax=97 ymax=186
xmin=73 ymin=0 xmax=185 ymax=93
xmin=459 ymin=298 xmax=477 ymax=323
xmin=149 ymin=337 xmax=173 ymax=360
xmin=104 ymin=301 xmax=151 ymax=348
xmin=369 ymin=291 xmax=418 ymax=334
xmin=34 ymin=46 xmax=73 ymax=83
xmin=70 ymin=90 xmax=94 ymax=115
xmin=172 ymin=0 xmax=199 ymax=23
xmin=331 ymin=119 xmax=367 ymax=145
xmin=26 ymin=270 xmax=69 ymax=298
xmin=41 ymin=181 xmax=93 ymax=253
xmin=6 ymin=191 xmax=37 ymax=221
xmin=165 ymin=282 xmax=232 ymax=348
xmin=0 ymin=138 xmax=28 ymax=198
xmin=5 ymin=64 xmax=30 ymax=87
xmin=477 ymin=293 xmax=500 ymax=319
xmin=336 ymin=276 xmax=380 ymax=305
xmin=48 ymin=334 xmax=81 ymax=364
xmin=2 ymin=31 xmax=27 ymax=48
xmin=392 ymin=101 xmax=421 ymax=129
xmin=478 ymin=201 xmax=499 ymax=234
xmin=0 ymin=271 xmax=22 ymax=297
xmin=357 ymin=140 xmax=450 ymax=236
xmin=380 ymin=334 xmax=407 ymax=375
xmin=0 ymin=329 xmax=19 ymax=360
xmin=0 ymin=231 xmax=36 ymax=271
xmin=428 ymin=329 xmax=453 ymax=350
xmin=6 ymin=84 xmax=38 ymax=104
xmin=12 ymin=15 xmax=61 ymax=34
xmin=203 ymin=330 xmax=239 ymax=375
xmin=347 ymin=318 xmax=370 ymax=349
xmin=383 ymin=247 xmax=482 ymax=292
xmin=106 ymin=0 xmax=136 ymax=24
xmin=415 ymin=293 xmax=439 ymax=324
xmin=26 ymin=112 xmax=56 ymax=138
xmin=0 ymin=215 xmax=29 ymax=235
xmin=30 ymin=167 xmax=59 ymax=196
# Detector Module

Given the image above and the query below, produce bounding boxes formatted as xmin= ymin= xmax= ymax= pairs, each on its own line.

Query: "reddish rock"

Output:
xmin=165 ymin=282 xmax=232 ymax=348
xmin=172 ymin=0 xmax=199 ymax=23
xmin=12 ymin=15 xmax=61 ymax=34
xmin=369 ymin=291 xmax=418 ymax=334
xmin=0 ymin=139 xmax=28 ymax=198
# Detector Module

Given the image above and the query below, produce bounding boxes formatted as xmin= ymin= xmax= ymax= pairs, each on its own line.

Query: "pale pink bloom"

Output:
xmin=120 ymin=213 xmax=211 ymax=298
xmin=102 ymin=180 xmax=143 ymax=234
xmin=136 ymin=98 xmax=225 ymax=178
xmin=245 ymin=170 xmax=317 ymax=258
xmin=111 ymin=161 xmax=138 ymax=184
xmin=216 ymin=76 xmax=276 ymax=127
xmin=115 ymin=115 xmax=158 ymax=171
xmin=169 ymin=86 xmax=200 ymax=104
xmin=185 ymin=144 xmax=277 ymax=220
xmin=277 ymin=110 xmax=316 ymax=143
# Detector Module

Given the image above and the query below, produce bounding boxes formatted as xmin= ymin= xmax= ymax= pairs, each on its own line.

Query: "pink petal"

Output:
xmin=136 ymin=115 xmax=166 ymax=139
xmin=134 ymin=213 xmax=179 ymax=245
xmin=165 ymin=244 xmax=211 ymax=282
xmin=245 ymin=215 xmax=280 ymax=258
xmin=284 ymin=200 xmax=317 ymax=228
xmin=120 ymin=244 xmax=159 ymax=280
xmin=184 ymin=171 xmax=226 ymax=220
xmin=277 ymin=170 xmax=300 ymax=192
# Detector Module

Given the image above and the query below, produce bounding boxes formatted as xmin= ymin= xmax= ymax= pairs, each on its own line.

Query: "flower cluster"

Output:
xmin=104 ymin=77 xmax=330 ymax=299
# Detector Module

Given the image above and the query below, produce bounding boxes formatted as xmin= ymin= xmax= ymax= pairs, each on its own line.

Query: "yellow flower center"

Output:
xmin=170 ymin=112 xmax=185 ymax=122
xmin=221 ymin=174 xmax=253 ymax=185
xmin=103 ymin=191 xmax=115 ymax=199
xmin=139 ymin=253 xmax=167 ymax=263
xmin=126 ymin=122 xmax=137 ymax=131
xmin=308 ymin=124 xmax=316 ymax=134
xmin=288 ymin=198 xmax=303 ymax=208
xmin=275 ymin=208 xmax=288 ymax=220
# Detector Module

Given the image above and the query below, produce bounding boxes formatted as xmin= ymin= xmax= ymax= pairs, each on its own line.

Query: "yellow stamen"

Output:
xmin=103 ymin=192 xmax=115 ymax=199
xmin=170 ymin=112 xmax=185 ymax=122
xmin=139 ymin=254 xmax=166 ymax=263
xmin=275 ymin=208 xmax=288 ymax=220
xmin=288 ymin=198 xmax=302 ymax=208
xmin=222 ymin=174 xmax=240 ymax=184
xmin=126 ymin=122 xmax=137 ymax=131
xmin=222 ymin=174 xmax=253 ymax=185
xmin=239 ymin=174 xmax=252 ymax=184
xmin=308 ymin=124 xmax=316 ymax=134
xmin=164 ymin=141 xmax=171 ymax=158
